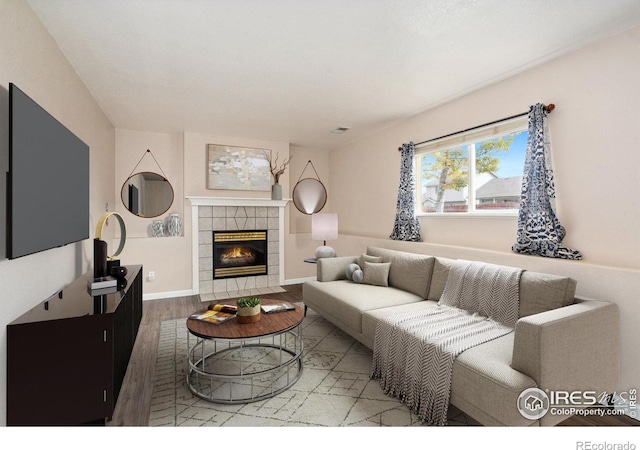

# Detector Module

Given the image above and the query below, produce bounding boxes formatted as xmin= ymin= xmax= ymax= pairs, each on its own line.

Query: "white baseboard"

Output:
xmin=143 ymin=289 xmax=195 ymax=301
xmin=284 ymin=276 xmax=316 ymax=285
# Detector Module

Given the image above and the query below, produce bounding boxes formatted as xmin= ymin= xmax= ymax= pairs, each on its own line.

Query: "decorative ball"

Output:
xmin=346 ymin=263 xmax=361 ymax=280
xmin=352 ymin=269 xmax=364 ymax=283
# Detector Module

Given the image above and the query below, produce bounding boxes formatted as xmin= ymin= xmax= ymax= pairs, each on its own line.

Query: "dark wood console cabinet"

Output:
xmin=7 ymin=265 xmax=143 ymax=426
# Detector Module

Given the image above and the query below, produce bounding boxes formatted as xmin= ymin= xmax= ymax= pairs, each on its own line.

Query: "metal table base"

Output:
xmin=187 ymin=324 xmax=303 ymax=404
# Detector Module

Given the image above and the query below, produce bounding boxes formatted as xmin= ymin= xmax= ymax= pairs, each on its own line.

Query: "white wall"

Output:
xmin=0 ymin=0 xmax=115 ymax=426
xmin=329 ymin=26 xmax=640 ymax=395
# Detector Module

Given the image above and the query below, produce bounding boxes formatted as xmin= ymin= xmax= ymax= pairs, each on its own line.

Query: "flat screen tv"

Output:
xmin=7 ymin=83 xmax=90 ymax=259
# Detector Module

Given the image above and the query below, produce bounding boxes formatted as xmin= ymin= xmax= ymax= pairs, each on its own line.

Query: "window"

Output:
xmin=416 ymin=117 xmax=528 ymax=215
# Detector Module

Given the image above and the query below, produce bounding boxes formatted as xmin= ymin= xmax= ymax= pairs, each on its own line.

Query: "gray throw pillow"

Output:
xmin=352 ymin=269 xmax=364 ymax=283
xmin=345 ymin=263 xmax=361 ymax=281
xmin=362 ymin=261 xmax=391 ymax=287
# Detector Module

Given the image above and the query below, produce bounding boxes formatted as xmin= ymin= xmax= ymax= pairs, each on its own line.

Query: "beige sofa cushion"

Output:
xmin=362 ymin=301 xmax=438 ymax=346
xmin=426 ymin=257 xmax=576 ymax=317
xmin=361 ymin=262 xmax=391 ymax=287
xmin=519 ymin=272 xmax=577 ymax=317
xmin=366 ymin=246 xmax=435 ymax=298
xmin=359 ymin=253 xmax=382 ymax=267
xmin=364 ymin=302 xmax=538 ymax=425
xmin=303 ymin=280 xmax=423 ymax=333
xmin=427 ymin=257 xmax=455 ymax=300
xmin=450 ymin=333 xmax=538 ymax=426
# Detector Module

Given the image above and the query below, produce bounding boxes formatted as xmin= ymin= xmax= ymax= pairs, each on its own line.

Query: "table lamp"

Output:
xmin=312 ymin=213 xmax=338 ymax=259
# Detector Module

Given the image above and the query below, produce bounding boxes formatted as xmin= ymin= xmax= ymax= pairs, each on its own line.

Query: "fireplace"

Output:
xmin=212 ymin=230 xmax=268 ymax=279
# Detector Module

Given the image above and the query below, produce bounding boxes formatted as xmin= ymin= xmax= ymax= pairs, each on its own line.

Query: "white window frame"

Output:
xmin=415 ymin=116 xmax=528 ymax=218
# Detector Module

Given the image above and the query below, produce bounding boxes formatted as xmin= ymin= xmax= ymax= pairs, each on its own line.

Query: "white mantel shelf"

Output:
xmin=187 ymin=196 xmax=290 ymax=207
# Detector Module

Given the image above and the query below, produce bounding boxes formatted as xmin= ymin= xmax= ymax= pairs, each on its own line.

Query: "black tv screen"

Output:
xmin=7 ymin=83 xmax=90 ymax=259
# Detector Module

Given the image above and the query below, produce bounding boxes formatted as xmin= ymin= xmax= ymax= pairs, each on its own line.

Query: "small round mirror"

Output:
xmin=121 ymin=172 xmax=174 ymax=218
xmin=292 ymin=178 xmax=327 ymax=214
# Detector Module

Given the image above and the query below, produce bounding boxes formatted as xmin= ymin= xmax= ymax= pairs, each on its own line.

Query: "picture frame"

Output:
xmin=206 ymin=144 xmax=271 ymax=191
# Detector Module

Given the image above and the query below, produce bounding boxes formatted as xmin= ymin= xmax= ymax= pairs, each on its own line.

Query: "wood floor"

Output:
xmin=108 ymin=284 xmax=638 ymax=427
xmin=107 ymin=285 xmax=305 ymax=426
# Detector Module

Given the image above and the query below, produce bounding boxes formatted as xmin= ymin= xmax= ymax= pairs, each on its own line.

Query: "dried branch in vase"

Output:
xmin=264 ymin=151 xmax=292 ymax=184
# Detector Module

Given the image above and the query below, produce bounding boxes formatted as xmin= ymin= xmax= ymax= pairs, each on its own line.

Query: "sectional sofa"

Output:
xmin=302 ymin=246 xmax=620 ymax=426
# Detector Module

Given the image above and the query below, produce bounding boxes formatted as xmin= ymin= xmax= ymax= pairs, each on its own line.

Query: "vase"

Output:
xmin=150 ymin=220 xmax=164 ymax=237
xmin=166 ymin=213 xmax=182 ymax=237
xmin=271 ymin=182 xmax=282 ymax=200
xmin=93 ymin=238 xmax=108 ymax=278
xmin=237 ymin=305 xmax=261 ymax=324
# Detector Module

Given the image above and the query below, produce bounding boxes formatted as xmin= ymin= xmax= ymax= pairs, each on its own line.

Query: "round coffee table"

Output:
xmin=186 ymin=299 xmax=304 ymax=404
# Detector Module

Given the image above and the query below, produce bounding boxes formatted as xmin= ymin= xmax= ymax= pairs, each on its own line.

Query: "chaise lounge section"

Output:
xmin=302 ymin=246 xmax=619 ymax=426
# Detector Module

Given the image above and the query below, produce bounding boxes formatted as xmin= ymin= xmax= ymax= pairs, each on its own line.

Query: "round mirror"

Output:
xmin=292 ymin=178 xmax=327 ymax=214
xmin=121 ymin=172 xmax=174 ymax=218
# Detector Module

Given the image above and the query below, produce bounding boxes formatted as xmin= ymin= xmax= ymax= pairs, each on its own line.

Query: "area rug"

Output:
xmin=149 ymin=307 xmax=479 ymax=427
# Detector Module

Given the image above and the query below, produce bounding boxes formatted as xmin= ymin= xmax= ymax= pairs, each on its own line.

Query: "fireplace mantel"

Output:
xmin=187 ymin=197 xmax=290 ymax=208
xmin=188 ymin=197 xmax=289 ymax=299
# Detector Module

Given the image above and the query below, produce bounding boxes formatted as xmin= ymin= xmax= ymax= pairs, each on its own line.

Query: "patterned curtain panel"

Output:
xmin=512 ymin=104 xmax=582 ymax=259
xmin=390 ymin=142 xmax=422 ymax=242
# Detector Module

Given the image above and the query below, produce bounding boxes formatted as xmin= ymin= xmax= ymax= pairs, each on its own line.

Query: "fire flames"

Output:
xmin=220 ymin=247 xmax=256 ymax=264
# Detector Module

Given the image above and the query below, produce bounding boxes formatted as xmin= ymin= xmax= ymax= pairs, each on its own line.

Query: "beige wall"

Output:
xmin=329 ymin=26 xmax=640 ymax=394
xmin=183 ymin=132 xmax=291 ymax=293
xmin=331 ymin=27 xmax=640 ymax=269
xmin=113 ymin=135 xmax=334 ymax=292
xmin=115 ymin=129 xmax=184 ymax=237
xmin=114 ymin=129 xmax=191 ymax=297
xmin=183 ymin=132 xmax=290 ymax=199
xmin=115 ymin=130 xmax=293 ymax=297
xmin=0 ymin=0 xmax=115 ymax=426
xmin=286 ymin=145 xmax=332 ymax=281
xmin=2 ymin=0 xmax=634 ymax=423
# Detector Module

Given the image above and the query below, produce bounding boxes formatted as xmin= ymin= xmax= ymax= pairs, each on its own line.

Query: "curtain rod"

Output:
xmin=398 ymin=103 xmax=555 ymax=151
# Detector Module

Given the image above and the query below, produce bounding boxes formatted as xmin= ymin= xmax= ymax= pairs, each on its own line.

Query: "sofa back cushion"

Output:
xmin=519 ymin=271 xmax=577 ymax=317
xmin=427 ymin=257 xmax=456 ymax=301
xmin=427 ymin=256 xmax=576 ymax=317
xmin=366 ymin=247 xmax=435 ymax=298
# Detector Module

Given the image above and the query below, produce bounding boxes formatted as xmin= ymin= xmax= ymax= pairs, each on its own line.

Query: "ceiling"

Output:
xmin=27 ymin=0 xmax=640 ymax=150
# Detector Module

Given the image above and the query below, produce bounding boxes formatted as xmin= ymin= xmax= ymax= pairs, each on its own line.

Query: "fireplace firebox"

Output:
xmin=212 ymin=230 xmax=268 ymax=279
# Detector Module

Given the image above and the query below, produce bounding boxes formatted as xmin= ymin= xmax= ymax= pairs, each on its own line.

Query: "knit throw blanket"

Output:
xmin=371 ymin=260 xmax=523 ymax=425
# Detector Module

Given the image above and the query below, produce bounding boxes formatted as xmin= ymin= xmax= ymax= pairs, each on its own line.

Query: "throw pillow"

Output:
xmin=345 ymin=263 xmax=361 ymax=281
xmin=352 ymin=269 xmax=364 ymax=283
xmin=362 ymin=261 xmax=391 ymax=287
xmin=359 ymin=253 xmax=382 ymax=268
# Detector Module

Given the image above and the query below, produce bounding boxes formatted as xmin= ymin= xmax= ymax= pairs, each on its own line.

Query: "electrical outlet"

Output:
xmin=148 ymin=271 xmax=155 ymax=282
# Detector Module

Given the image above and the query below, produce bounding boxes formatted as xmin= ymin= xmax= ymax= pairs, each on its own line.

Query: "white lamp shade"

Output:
xmin=312 ymin=213 xmax=338 ymax=241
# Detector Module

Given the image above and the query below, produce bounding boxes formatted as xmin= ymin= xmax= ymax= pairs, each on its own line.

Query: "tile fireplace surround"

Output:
xmin=188 ymin=197 xmax=289 ymax=302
